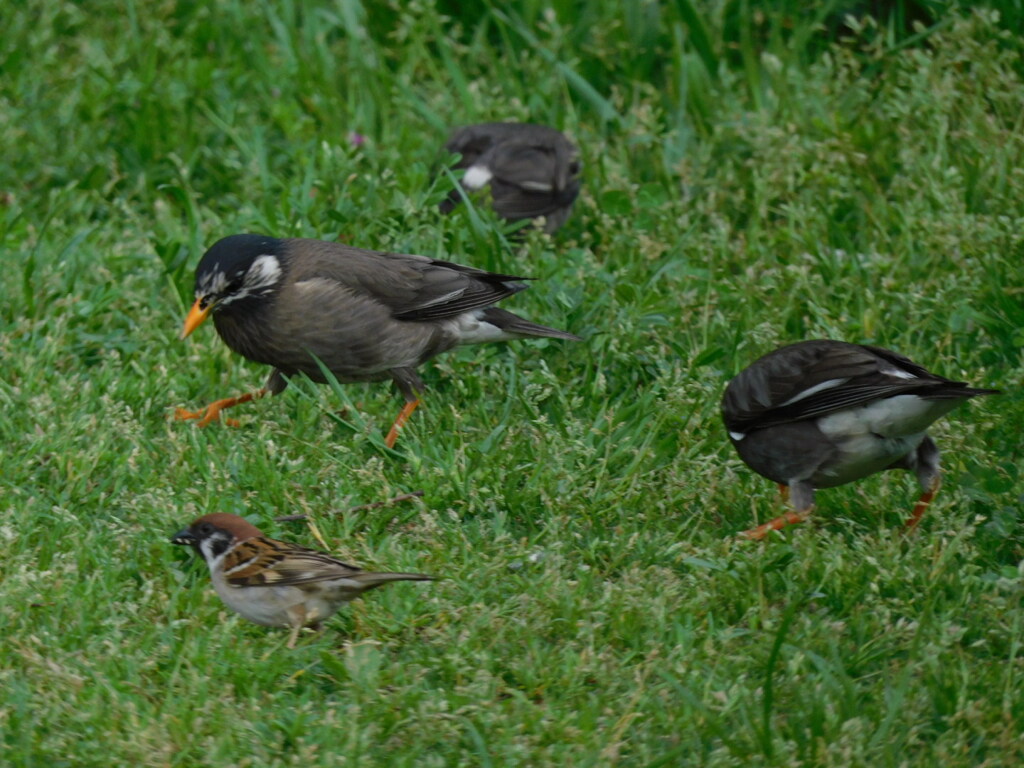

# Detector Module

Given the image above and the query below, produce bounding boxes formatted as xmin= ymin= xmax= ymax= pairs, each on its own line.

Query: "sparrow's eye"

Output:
xmin=197 ymin=522 xmax=216 ymax=537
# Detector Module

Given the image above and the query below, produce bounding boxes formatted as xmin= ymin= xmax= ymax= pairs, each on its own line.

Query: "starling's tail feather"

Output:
xmin=924 ymin=383 xmax=1001 ymax=400
xmin=479 ymin=307 xmax=582 ymax=342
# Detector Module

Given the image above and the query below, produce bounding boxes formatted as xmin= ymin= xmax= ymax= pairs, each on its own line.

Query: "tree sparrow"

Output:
xmin=171 ymin=512 xmax=433 ymax=647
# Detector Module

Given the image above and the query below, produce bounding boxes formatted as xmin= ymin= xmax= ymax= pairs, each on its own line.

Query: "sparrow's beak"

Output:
xmin=180 ymin=298 xmax=213 ymax=340
xmin=171 ymin=528 xmax=197 ymax=546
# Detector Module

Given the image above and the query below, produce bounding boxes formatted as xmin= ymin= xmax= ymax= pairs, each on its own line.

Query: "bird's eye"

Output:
xmin=226 ymin=276 xmax=245 ymax=293
xmin=197 ymin=522 xmax=215 ymax=536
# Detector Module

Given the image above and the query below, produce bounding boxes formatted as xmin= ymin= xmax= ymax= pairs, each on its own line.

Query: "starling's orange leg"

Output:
xmin=175 ymin=388 xmax=268 ymax=427
xmin=740 ymin=509 xmax=811 ymax=540
xmin=777 ymin=483 xmax=790 ymax=504
xmin=903 ymin=475 xmax=941 ymax=534
xmin=384 ymin=399 xmax=421 ymax=448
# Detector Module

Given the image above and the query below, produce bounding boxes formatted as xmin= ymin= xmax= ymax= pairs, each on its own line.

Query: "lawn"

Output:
xmin=1 ymin=1 xmax=1022 ymax=765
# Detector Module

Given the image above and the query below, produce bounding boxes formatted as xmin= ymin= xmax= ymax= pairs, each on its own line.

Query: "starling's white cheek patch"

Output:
xmin=729 ymin=431 xmax=746 ymax=441
xmin=462 ymin=165 xmax=494 ymax=189
xmin=218 ymin=254 xmax=283 ymax=305
xmin=247 ymin=255 xmax=283 ymax=289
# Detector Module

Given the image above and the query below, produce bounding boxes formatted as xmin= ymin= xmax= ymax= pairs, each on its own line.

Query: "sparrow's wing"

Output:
xmin=222 ymin=537 xmax=363 ymax=587
xmin=223 ymin=537 xmax=432 ymax=588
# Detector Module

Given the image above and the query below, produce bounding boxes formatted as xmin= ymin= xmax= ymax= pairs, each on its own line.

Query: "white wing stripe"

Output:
xmin=778 ymin=377 xmax=849 ymax=407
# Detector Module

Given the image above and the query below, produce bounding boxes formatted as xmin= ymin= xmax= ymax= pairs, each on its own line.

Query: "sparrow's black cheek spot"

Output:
xmin=209 ymin=538 xmax=230 ymax=558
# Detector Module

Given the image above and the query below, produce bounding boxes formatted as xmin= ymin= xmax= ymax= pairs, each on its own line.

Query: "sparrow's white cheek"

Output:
xmin=198 ymin=536 xmax=231 ymax=569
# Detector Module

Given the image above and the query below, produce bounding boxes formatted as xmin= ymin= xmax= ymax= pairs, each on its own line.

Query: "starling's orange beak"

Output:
xmin=180 ymin=298 xmax=212 ymax=340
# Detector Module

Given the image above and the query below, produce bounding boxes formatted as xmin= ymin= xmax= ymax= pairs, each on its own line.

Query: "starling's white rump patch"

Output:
xmin=446 ymin=310 xmax=519 ymax=344
xmin=818 ymin=394 xmax=960 ymax=440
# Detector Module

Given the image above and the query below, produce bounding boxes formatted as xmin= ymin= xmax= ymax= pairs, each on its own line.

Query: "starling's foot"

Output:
xmin=384 ymin=399 xmax=421 ymax=448
xmin=902 ymin=475 xmax=942 ymax=534
xmin=740 ymin=510 xmax=810 ymax=540
xmin=175 ymin=389 xmax=267 ymax=427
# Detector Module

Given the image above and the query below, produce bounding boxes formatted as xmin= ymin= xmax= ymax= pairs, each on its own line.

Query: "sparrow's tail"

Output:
xmin=354 ymin=572 xmax=435 ymax=592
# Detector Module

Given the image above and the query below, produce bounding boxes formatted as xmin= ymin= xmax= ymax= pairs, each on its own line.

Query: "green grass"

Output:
xmin=2 ymin=2 xmax=1023 ymax=765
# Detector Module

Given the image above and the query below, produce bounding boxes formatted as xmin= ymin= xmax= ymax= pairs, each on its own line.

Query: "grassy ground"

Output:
xmin=2 ymin=1 xmax=1023 ymax=765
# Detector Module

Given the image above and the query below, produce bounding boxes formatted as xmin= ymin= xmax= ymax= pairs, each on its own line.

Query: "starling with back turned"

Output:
xmin=440 ymin=122 xmax=581 ymax=234
xmin=722 ymin=340 xmax=999 ymax=539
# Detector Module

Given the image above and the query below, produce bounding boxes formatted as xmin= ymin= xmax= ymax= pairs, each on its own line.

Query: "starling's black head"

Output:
xmin=180 ymin=234 xmax=288 ymax=339
xmin=193 ymin=234 xmax=287 ymax=311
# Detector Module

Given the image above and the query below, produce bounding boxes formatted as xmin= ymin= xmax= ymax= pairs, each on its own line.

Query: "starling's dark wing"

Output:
xmin=282 ymin=238 xmax=531 ymax=322
xmin=444 ymin=122 xmax=528 ymax=167
xmin=488 ymin=136 xmax=579 ymax=191
xmin=722 ymin=340 xmax=998 ymax=433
